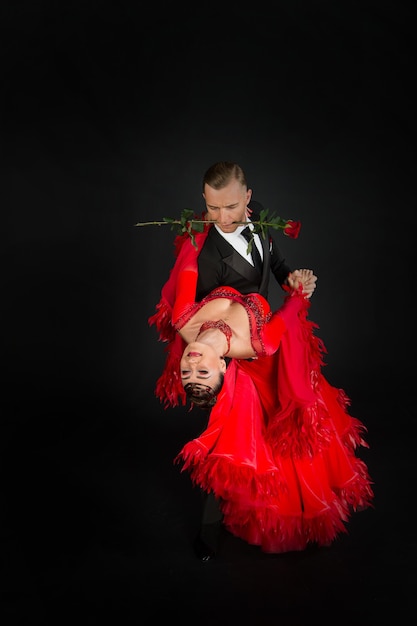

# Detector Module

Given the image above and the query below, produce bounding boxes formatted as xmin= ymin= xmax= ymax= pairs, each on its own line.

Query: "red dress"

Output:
xmin=149 ymin=228 xmax=374 ymax=553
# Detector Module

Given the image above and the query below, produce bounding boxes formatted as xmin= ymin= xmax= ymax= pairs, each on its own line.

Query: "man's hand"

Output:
xmin=288 ymin=269 xmax=317 ymax=298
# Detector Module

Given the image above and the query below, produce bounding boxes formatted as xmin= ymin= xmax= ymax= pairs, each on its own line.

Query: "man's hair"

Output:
xmin=202 ymin=161 xmax=247 ymax=192
xmin=184 ymin=372 xmax=225 ymax=410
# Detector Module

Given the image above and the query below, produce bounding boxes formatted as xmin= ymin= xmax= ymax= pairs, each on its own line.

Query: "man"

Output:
xmin=191 ymin=161 xmax=317 ymax=560
xmin=196 ymin=161 xmax=316 ymax=302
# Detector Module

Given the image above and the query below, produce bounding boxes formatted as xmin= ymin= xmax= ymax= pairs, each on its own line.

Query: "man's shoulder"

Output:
xmin=198 ymin=226 xmax=237 ymax=264
xmin=199 ymin=226 xmax=224 ymax=254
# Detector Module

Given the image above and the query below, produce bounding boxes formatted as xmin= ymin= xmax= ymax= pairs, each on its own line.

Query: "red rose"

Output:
xmin=283 ymin=220 xmax=301 ymax=239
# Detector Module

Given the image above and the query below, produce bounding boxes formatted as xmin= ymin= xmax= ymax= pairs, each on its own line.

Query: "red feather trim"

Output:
xmin=267 ymin=401 xmax=333 ymax=458
xmin=148 ymin=299 xmax=176 ymax=343
xmin=222 ymin=499 xmax=348 ymax=553
xmin=177 ymin=444 xmax=286 ymax=502
xmin=154 ymin=334 xmax=187 ymax=408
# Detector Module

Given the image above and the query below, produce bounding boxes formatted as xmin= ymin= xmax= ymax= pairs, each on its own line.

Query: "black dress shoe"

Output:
xmin=193 ymin=535 xmax=216 ymax=561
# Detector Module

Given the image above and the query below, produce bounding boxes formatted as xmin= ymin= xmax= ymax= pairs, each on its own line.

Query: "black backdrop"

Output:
xmin=2 ymin=1 xmax=416 ymax=622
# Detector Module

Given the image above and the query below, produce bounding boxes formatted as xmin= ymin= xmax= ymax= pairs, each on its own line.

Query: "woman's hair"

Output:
xmin=184 ymin=372 xmax=225 ymax=410
xmin=202 ymin=161 xmax=247 ymax=191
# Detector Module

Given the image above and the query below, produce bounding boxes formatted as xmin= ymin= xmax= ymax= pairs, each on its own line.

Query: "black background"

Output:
xmin=2 ymin=1 xmax=416 ymax=624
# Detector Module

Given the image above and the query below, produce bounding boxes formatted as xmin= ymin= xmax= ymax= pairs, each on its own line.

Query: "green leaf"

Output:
xmin=191 ymin=221 xmax=205 ymax=233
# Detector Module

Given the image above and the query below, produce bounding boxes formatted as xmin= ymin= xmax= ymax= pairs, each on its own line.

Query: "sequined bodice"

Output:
xmin=175 ymin=286 xmax=272 ymax=357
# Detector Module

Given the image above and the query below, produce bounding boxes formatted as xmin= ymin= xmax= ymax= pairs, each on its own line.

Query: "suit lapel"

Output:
xmin=259 ymin=233 xmax=271 ymax=293
xmin=210 ymin=227 xmax=264 ymax=282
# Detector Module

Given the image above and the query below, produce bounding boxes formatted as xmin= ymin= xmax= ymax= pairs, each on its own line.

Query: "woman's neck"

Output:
xmin=196 ymin=320 xmax=232 ymax=355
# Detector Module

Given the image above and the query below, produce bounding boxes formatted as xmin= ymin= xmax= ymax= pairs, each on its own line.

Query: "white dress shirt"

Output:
xmin=214 ymin=223 xmax=264 ymax=267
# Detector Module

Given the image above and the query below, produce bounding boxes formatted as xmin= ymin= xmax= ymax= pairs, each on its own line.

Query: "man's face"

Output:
xmin=203 ymin=179 xmax=252 ymax=233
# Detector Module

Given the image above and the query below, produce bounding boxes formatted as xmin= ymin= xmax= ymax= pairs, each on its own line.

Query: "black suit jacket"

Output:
xmin=196 ymin=201 xmax=292 ymax=301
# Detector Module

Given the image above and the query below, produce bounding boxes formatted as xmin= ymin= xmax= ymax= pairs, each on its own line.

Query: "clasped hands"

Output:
xmin=287 ymin=269 xmax=317 ymax=299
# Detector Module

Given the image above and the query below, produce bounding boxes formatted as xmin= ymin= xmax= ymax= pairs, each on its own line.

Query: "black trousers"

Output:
xmin=199 ymin=491 xmax=223 ymax=550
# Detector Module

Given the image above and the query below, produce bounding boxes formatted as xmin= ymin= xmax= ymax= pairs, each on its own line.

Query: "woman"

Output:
xmin=149 ymin=229 xmax=374 ymax=554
